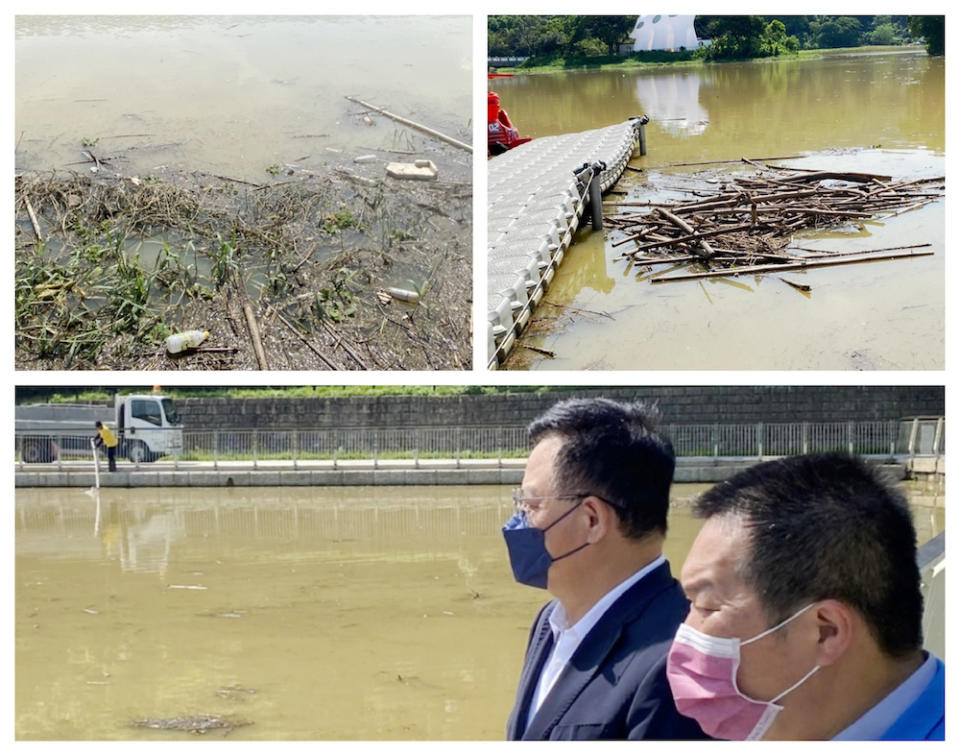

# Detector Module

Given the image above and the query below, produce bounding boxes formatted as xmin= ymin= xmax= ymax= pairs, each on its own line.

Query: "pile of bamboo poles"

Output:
xmin=606 ymin=160 xmax=944 ymax=283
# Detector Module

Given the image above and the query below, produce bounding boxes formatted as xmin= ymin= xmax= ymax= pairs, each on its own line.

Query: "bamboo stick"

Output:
xmin=344 ymin=96 xmax=472 ymax=153
xmin=233 ymin=271 xmax=269 ymax=370
xmin=651 ymin=250 xmax=934 ymax=283
xmin=657 ymin=208 xmax=715 ymax=259
xmin=276 ymin=311 xmax=338 ymax=370
xmin=321 ymin=320 xmax=367 ymax=369
xmin=650 ymin=155 xmax=805 ymax=169
xmin=24 ymin=197 xmax=43 ymax=242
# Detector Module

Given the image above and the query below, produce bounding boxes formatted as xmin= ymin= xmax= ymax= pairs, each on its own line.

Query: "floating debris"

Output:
xmin=608 ymin=161 xmax=944 ymax=284
xmin=386 ymin=159 xmax=438 ymax=181
xmin=130 ymin=714 xmax=252 ymax=735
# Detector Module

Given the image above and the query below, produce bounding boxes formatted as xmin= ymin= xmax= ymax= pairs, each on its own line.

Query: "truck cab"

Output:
xmin=116 ymin=394 xmax=183 ymax=462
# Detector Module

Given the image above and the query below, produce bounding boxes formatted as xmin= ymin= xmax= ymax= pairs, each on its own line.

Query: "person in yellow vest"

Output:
xmin=94 ymin=420 xmax=118 ymax=472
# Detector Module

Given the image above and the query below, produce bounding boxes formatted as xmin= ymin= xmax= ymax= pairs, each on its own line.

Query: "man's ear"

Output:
xmin=581 ymin=495 xmax=612 ymax=542
xmin=812 ymin=599 xmax=855 ymax=667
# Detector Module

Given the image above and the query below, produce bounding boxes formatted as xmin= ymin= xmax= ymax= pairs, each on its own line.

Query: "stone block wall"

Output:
xmin=175 ymin=386 xmax=944 ymax=431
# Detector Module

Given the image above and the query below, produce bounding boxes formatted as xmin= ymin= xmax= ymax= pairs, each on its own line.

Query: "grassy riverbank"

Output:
xmin=493 ymin=49 xmax=699 ymax=74
xmin=493 ymin=43 xmax=926 ymax=75
xmin=17 ymin=385 xmax=569 ymax=404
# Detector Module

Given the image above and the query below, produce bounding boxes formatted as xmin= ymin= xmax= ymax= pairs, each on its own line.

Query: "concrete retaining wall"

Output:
xmin=175 ymin=386 xmax=944 ymax=431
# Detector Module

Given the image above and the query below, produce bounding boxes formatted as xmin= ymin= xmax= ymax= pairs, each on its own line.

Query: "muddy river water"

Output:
xmin=16 ymin=16 xmax=472 ymax=182
xmin=493 ymin=50 xmax=944 ymax=370
xmin=15 ymin=483 xmax=944 ymax=740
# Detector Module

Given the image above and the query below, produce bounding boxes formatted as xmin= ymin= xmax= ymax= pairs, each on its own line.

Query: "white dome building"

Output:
xmin=628 ymin=15 xmax=702 ymax=52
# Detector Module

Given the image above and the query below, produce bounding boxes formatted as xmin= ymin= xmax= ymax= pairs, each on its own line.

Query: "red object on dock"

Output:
xmin=488 ymin=91 xmax=531 ymax=156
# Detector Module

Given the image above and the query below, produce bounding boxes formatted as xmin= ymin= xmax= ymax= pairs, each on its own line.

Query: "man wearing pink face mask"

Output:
xmin=667 ymin=453 xmax=944 ymax=741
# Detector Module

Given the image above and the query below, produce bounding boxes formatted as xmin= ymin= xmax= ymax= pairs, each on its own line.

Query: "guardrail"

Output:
xmin=15 ymin=418 xmax=944 ymax=470
xmin=917 ymin=531 xmax=946 ymax=659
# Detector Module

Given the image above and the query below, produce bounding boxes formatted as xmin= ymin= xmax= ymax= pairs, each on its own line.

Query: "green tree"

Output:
xmin=568 ymin=15 xmax=636 ymax=55
xmin=759 ymin=19 xmax=798 ymax=54
xmin=909 ymin=15 xmax=945 ymax=55
xmin=698 ymin=15 xmax=767 ymax=59
xmin=813 ymin=16 xmax=863 ymax=48
xmin=866 ymin=22 xmax=901 ymax=46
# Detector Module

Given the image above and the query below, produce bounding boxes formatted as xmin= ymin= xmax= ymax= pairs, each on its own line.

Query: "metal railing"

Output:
xmin=15 ymin=418 xmax=944 ymax=470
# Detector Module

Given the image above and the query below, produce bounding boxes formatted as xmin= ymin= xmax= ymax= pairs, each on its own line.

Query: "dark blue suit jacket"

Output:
xmin=506 ymin=561 xmax=709 ymax=740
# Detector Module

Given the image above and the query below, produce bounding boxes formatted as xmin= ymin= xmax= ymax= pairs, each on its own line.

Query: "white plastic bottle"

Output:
xmin=385 ymin=287 xmax=420 ymax=304
xmin=166 ymin=329 xmax=210 ymax=354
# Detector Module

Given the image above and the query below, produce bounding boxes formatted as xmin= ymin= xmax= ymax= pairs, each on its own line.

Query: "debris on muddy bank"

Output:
xmin=15 ymin=149 xmax=472 ymax=370
xmin=606 ymin=160 xmax=944 ymax=286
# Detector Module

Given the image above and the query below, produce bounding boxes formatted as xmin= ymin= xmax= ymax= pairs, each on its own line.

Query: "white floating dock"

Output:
xmin=487 ymin=117 xmax=646 ymax=368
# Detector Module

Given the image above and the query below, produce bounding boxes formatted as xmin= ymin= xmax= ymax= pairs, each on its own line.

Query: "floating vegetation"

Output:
xmin=15 ymin=164 xmax=471 ymax=370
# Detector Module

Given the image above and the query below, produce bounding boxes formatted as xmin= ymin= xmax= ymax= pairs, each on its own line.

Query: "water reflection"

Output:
xmin=634 ymin=71 xmax=709 ymax=136
xmin=16 ymin=483 xmax=943 ymax=739
xmin=16 ymin=16 xmax=472 ymax=181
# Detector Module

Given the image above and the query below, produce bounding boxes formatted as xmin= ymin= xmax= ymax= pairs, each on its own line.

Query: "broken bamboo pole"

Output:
xmin=344 ymin=96 xmax=472 ymax=153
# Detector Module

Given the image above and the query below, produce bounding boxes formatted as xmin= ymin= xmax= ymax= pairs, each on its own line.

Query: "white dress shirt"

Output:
xmin=526 ymin=554 xmax=666 ymax=729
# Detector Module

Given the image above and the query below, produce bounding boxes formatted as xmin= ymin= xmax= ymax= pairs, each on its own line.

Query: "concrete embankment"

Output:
xmin=14 ymin=457 xmax=911 ymax=488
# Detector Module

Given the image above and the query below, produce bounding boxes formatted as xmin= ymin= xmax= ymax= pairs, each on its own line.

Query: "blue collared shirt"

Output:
xmin=833 ymin=652 xmax=938 ymax=740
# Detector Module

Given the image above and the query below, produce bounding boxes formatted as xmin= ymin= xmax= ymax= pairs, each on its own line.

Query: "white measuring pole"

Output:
xmin=90 ymin=438 xmax=101 ymax=490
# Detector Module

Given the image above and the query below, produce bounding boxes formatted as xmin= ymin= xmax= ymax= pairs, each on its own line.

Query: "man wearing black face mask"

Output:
xmin=502 ymin=398 xmax=707 ymax=741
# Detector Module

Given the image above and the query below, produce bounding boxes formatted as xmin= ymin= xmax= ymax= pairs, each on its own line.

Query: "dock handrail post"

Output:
xmin=631 ymin=114 xmax=649 ymax=156
xmin=576 ymin=161 xmax=607 ymax=231
xmin=589 ymin=169 xmax=603 ymax=230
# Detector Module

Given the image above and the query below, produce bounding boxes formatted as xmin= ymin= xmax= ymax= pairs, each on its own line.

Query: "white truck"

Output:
xmin=15 ymin=393 xmax=184 ymax=464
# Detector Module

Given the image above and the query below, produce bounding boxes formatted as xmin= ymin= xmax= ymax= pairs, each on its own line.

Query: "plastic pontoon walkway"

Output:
xmin=487 ymin=117 xmax=646 ymax=368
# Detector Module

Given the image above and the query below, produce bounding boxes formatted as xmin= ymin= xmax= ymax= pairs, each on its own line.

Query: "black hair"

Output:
xmin=693 ymin=453 xmax=923 ymax=658
xmin=527 ymin=397 xmax=675 ymax=539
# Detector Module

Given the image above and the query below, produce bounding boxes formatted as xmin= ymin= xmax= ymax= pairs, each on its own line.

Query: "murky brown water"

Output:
xmin=493 ymin=51 xmax=944 ymax=370
xmin=16 ymin=16 xmax=472 ymax=182
xmin=15 ymin=482 xmax=943 ymax=740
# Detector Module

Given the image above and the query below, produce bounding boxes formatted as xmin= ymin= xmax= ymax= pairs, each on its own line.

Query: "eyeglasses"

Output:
xmin=511 ymin=489 xmax=624 ymax=516
xmin=511 ymin=489 xmax=590 ymax=514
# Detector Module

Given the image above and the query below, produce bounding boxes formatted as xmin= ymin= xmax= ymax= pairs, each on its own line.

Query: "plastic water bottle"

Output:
xmin=166 ymin=329 xmax=209 ymax=354
xmin=385 ymin=287 xmax=420 ymax=304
